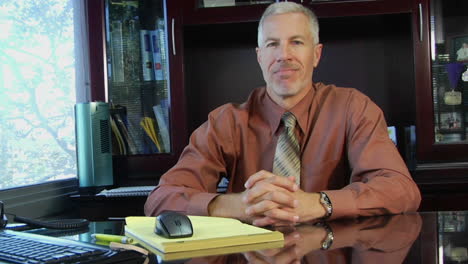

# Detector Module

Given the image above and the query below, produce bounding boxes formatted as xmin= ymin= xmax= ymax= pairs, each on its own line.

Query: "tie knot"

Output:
xmin=282 ymin=112 xmax=296 ymax=128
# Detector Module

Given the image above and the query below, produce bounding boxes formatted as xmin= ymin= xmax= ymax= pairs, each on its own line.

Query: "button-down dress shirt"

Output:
xmin=144 ymin=83 xmax=421 ymax=219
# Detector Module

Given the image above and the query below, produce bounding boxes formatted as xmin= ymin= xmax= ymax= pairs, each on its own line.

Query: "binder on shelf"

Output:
xmin=153 ymin=105 xmax=170 ymax=153
xmin=110 ymin=115 xmax=126 ymax=155
xmin=140 ymin=117 xmax=163 ymax=153
xmin=125 ymin=216 xmax=283 ymax=255
xmin=149 ymin=29 xmax=164 ymax=81
xmin=156 ymin=19 xmax=168 ymax=81
xmin=112 ymin=111 xmax=138 ymax=154
xmin=139 ymin=30 xmax=154 ymax=81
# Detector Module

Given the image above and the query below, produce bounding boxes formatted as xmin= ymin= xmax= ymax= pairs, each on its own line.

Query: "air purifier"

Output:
xmin=75 ymin=102 xmax=113 ymax=191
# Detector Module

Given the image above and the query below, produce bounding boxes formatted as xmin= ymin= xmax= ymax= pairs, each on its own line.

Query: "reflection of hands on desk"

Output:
xmin=242 ymin=224 xmax=326 ymax=264
xmin=187 ymin=213 xmax=422 ymax=264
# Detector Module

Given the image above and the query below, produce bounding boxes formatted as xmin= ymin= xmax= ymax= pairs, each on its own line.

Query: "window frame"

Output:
xmin=0 ymin=179 xmax=79 ymax=219
xmin=0 ymin=0 xmax=91 ymax=219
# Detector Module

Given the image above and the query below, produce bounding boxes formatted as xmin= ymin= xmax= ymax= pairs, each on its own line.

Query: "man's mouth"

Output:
xmin=275 ymin=68 xmax=297 ymax=73
xmin=273 ymin=62 xmax=299 ymax=74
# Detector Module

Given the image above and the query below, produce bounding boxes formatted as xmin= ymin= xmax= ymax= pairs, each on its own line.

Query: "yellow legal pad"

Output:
xmin=124 ymin=216 xmax=284 ymax=256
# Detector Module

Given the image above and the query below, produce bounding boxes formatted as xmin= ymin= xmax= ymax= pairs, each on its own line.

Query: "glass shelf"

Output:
xmin=105 ymin=0 xmax=171 ymax=155
xmin=438 ymin=211 xmax=468 ymax=263
xmin=430 ymin=0 xmax=468 ymax=145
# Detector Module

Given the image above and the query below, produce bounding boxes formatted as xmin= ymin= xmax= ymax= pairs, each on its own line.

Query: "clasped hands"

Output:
xmin=242 ymin=170 xmax=326 ymax=227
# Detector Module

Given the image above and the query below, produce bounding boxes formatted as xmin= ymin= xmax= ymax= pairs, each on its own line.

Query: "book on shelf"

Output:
xmin=139 ymin=29 xmax=154 ymax=81
xmin=110 ymin=115 xmax=127 ymax=155
xmin=140 ymin=117 xmax=163 ymax=153
xmin=97 ymin=186 xmax=156 ymax=197
xmin=149 ymin=29 xmax=164 ymax=81
xmin=156 ymin=18 xmax=168 ymax=81
xmin=153 ymin=105 xmax=170 ymax=153
xmin=124 ymin=216 xmax=284 ymax=258
xmin=111 ymin=111 xmax=138 ymax=155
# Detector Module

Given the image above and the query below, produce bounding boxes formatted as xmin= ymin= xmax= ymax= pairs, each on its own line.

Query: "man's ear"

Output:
xmin=313 ymin=43 xmax=323 ymax=68
xmin=256 ymin=47 xmax=261 ymax=65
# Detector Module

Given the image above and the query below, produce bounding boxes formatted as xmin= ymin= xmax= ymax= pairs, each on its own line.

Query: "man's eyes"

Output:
xmin=265 ymin=40 xmax=304 ymax=47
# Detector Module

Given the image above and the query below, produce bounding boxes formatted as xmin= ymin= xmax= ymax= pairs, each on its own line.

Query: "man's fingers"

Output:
xmin=252 ymin=216 xmax=276 ymax=227
xmin=243 ymin=179 xmax=298 ymax=204
xmin=264 ymin=208 xmax=299 ymax=223
xmin=245 ymin=170 xmax=298 ymax=192
xmin=246 ymin=200 xmax=275 ymax=215
xmin=245 ymin=191 xmax=298 ymax=214
xmin=244 ymin=170 xmax=274 ymax=188
xmin=250 ymin=207 xmax=299 ymax=226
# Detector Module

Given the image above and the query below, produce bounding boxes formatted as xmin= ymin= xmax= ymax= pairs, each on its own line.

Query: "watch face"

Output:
xmin=320 ymin=192 xmax=332 ymax=217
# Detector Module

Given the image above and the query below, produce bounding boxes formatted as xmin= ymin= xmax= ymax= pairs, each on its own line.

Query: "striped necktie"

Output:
xmin=273 ymin=112 xmax=301 ymax=185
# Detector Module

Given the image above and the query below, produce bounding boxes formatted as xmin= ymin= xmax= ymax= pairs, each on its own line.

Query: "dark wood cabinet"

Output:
xmin=414 ymin=0 xmax=468 ymax=164
xmin=87 ymin=0 xmax=468 ymax=199
xmin=183 ymin=0 xmax=412 ymax=25
xmin=88 ymin=0 xmax=418 ymax=180
xmin=412 ymin=0 xmax=468 ymax=194
xmin=86 ymin=0 xmax=188 ymax=182
xmin=305 ymin=0 xmax=412 ymax=17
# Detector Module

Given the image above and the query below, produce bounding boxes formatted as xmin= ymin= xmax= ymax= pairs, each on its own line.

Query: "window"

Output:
xmin=0 ymin=0 xmax=89 ymax=217
xmin=0 ymin=1 xmax=87 ymax=192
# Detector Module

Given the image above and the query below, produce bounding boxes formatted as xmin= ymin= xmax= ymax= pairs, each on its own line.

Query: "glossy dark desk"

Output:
xmin=28 ymin=211 xmax=468 ymax=264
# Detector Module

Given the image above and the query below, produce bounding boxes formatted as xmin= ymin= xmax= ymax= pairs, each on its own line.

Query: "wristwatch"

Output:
xmin=314 ymin=221 xmax=334 ymax=250
xmin=319 ymin=191 xmax=333 ymax=219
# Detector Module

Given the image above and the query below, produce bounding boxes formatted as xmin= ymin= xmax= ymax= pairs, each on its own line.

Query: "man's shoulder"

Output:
xmin=209 ymin=102 xmax=246 ymax=119
xmin=315 ymin=82 xmax=369 ymax=101
xmin=209 ymin=86 xmax=264 ymax=119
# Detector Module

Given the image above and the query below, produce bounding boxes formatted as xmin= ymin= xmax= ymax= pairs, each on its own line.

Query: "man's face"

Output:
xmin=256 ymin=13 xmax=322 ymax=106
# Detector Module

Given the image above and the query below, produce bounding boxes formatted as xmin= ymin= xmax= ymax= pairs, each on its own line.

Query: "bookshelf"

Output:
xmin=106 ymin=0 xmax=171 ymax=155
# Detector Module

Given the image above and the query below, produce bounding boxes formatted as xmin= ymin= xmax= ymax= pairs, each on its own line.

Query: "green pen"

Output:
xmin=91 ymin=233 xmax=133 ymax=244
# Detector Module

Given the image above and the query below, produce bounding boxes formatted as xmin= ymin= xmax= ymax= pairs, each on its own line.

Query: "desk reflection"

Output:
xmin=185 ymin=213 xmax=422 ymax=264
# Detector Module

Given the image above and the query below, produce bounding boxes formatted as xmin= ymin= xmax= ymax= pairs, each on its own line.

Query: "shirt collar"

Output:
xmin=259 ymin=85 xmax=316 ymax=135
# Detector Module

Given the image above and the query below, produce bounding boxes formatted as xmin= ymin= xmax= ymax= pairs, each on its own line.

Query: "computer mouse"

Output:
xmin=155 ymin=211 xmax=193 ymax=239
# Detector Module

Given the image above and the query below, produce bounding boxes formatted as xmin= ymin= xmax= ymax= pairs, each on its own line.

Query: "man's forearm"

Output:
xmin=296 ymin=191 xmax=327 ymax=222
xmin=208 ymin=193 xmax=249 ymax=222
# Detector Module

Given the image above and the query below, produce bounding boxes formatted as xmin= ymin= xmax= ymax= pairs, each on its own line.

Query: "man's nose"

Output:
xmin=276 ymin=44 xmax=293 ymax=62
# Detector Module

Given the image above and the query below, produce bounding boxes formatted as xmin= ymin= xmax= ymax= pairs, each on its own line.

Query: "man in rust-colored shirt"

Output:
xmin=145 ymin=2 xmax=421 ymax=226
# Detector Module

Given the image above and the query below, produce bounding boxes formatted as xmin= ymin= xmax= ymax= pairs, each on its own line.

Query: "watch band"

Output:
xmin=319 ymin=191 xmax=333 ymax=219
xmin=314 ymin=221 xmax=334 ymax=250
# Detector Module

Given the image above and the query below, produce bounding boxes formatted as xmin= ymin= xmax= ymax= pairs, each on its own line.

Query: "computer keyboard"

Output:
xmin=0 ymin=229 xmax=146 ymax=264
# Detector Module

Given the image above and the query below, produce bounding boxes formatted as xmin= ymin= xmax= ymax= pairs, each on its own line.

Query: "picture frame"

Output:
xmin=440 ymin=112 xmax=463 ymax=130
xmin=449 ymin=34 xmax=468 ymax=62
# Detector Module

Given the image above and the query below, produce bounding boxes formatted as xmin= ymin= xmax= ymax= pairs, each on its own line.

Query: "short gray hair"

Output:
xmin=257 ymin=2 xmax=319 ymax=47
